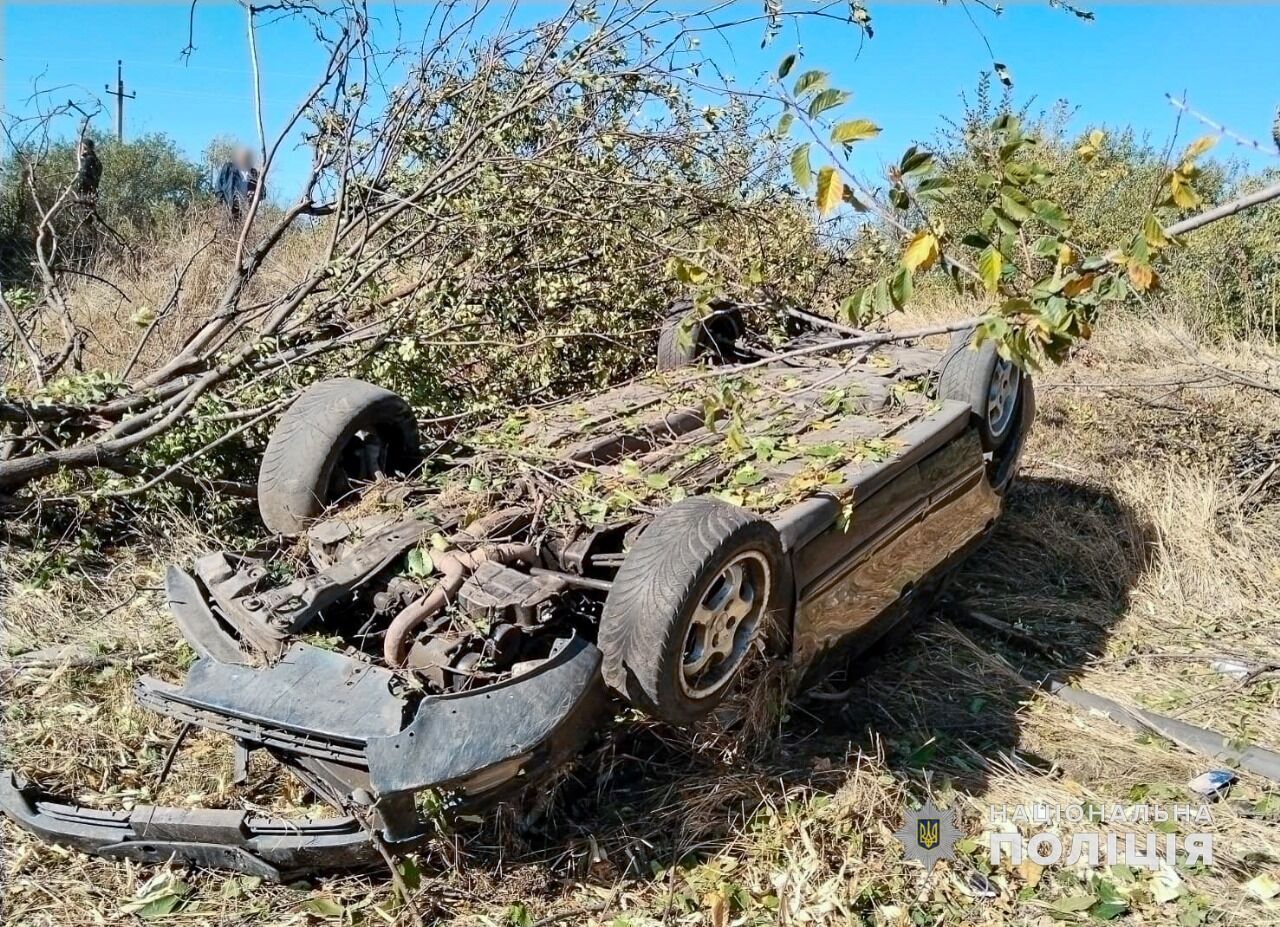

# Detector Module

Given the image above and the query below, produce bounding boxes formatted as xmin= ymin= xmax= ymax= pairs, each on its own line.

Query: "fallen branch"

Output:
xmin=685 ymin=317 xmax=979 ymax=380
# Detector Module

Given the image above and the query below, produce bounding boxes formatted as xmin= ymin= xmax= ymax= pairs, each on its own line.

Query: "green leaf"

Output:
xmin=889 ymin=266 xmax=913 ymax=308
xmin=978 ymin=247 xmax=1003 ymax=293
xmin=839 ymin=292 xmax=865 ymax=324
xmin=1091 ymin=901 xmax=1129 ymax=921
xmin=790 ymin=143 xmax=812 ymax=190
xmin=807 ymin=88 xmax=850 ymax=119
xmin=301 ymin=897 xmax=346 ymax=919
xmin=406 ymin=547 xmax=434 ymax=577
xmin=999 ymin=191 xmax=1033 ymax=223
xmin=815 ymin=165 xmax=843 ymax=216
xmin=397 ymin=855 xmax=422 ymax=891
xmin=1052 ymin=895 xmax=1098 ymax=913
xmin=1033 ymin=235 xmax=1063 ymax=258
xmin=777 ymin=53 xmax=797 ymax=79
xmin=899 ymin=146 xmax=935 ymax=178
xmin=776 ymin=112 xmax=794 ymax=136
xmin=792 ymin=70 xmax=827 ymax=96
xmin=505 ymin=902 xmax=536 ymax=927
xmin=120 ymin=874 xmax=192 ymax=920
xmin=1032 ymin=199 xmax=1068 ymax=231
xmin=915 ymin=175 xmax=954 ymax=200
xmin=644 ymin=472 xmax=671 ymax=490
xmin=803 ymin=442 xmax=844 ymax=459
xmin=830 ymin=119 xmax=880 ymax=144
xmin=732 ymin=464 xmax=765 ymax=486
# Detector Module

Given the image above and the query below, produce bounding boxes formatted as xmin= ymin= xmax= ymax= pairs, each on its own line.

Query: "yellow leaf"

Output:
xmin=830 ymin=119 xmax=881 ymax=144
xmin=978 ymin=246 xmax=1002 ymax=293
xmin=705 ymin=891 xmax=728 ymax=927
xmin=1169 ymin=170 xmax=1202 ymax=209
xmin=1143 ymin=213 xmax=1170 ymax=249
xmin=1062 ymin=274 xmax=1095 ymax=298
xmin=815 ymin=165 xmax=844 ymax=216
xmin=901 ymin=231 xmax=939 ymax=273
xmin=1018 ymin=858 xmax=1045 ymax=887
xmin=1056 ymin=244 xmax=1076 ymax=267
xmin=1128 ymin=262 xmax=1156 ymax=292
xmin=1077 ymin=130 xmax=1105 ymax=163
xmin=1183 ymin=134 xmax=1217 ymax=160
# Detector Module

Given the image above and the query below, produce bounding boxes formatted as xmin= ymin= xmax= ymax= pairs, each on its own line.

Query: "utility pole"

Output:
xmin=104 ymin=59 xmax=136 ymax=142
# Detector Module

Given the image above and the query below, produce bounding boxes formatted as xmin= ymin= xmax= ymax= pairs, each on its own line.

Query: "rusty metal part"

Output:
xmin=384 ymin=543 xmax=535 ymax=666
xmin=459 ymin=561 xmax=565 ymax=624
xmin=529 ymin=566 xmax=613 ymax=592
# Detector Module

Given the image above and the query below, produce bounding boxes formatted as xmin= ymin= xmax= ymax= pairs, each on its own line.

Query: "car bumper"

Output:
xmin=1 ymin=570 xmax=608 ymax=877
xmin=0 ymin=772 xmax=379 ymax=879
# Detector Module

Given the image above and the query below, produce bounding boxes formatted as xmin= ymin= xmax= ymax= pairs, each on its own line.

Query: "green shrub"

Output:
xmin=0 ymin=132 xmax=206 ymax=284
xmin=908 ymin=76 xmax=1280 ymax=340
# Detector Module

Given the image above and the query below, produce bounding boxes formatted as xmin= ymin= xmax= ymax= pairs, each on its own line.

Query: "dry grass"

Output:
xmin=26 ymin=207 xmax=329 ymax=380
xmin=4 ymin=303 xmax=1280 ymax=926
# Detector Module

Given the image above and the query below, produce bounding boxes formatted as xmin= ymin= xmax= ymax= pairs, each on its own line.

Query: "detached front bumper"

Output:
xmin=1 ymin=568 xmax=608 ymax=877
xmin=0 ymin=773 xmax=378 ymax=879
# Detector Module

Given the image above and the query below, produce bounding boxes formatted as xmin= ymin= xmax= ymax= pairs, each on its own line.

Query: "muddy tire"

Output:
xmin=598 ymin=497 xmax=786 ymax=724
xmin=937 ymin=329 xmax=1023 ymax=451
xmin=257 ymin=378 xmax=420 ymax=536
xmin=656 ymin=301 xmax=743 ymax=371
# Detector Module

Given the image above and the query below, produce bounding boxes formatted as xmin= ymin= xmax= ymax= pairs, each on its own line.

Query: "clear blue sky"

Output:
xmin=4 ymin=2 xmax=1279 ymax=200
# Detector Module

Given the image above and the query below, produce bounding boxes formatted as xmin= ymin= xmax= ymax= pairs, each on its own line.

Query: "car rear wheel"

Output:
xmin=598 ymin=497 xmax=786 ymax=724
xmin=937 ymin=328 xmax=1023 ymax=451
xmin=656 ymin=300 xmax=744 ymax=371
xmin=257 ymin=378 xmax=421 ymax=536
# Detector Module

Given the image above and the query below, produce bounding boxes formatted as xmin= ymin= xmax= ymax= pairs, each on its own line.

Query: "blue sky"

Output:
xmin=4 ymin=2 xmax=1279 ymax=200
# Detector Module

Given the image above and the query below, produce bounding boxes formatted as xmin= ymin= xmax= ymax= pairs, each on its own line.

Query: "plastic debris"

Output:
xmin=1187 ymin=769 xmax=1235 ymax=798
xmin=1209 ymin=659 xmax=1250 ymax=680
xmin=965 ymin=871 xmax=997 ymax=898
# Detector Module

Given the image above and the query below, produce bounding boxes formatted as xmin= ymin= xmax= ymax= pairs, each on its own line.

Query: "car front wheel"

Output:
xmin=598 ymin=497 xmax=786 ymax=724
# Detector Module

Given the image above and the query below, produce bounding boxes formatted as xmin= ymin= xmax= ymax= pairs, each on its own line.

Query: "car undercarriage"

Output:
xmin=1 ymin=314 xmax=1034 ymax=878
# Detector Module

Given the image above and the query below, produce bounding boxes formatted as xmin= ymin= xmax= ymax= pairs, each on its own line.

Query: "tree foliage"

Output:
xmin=0 ymin=132 xmax=205 ymax=283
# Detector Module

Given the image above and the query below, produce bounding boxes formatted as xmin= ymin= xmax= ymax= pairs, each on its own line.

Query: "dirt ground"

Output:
xmin=3 ymin=305 xmax=1279 ymax=926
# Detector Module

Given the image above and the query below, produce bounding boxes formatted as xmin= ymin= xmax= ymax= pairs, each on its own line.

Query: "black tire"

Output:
xmin=598 ymin=497 xmax=786 ymax=724
xmin=656 ymin=300 xmax=744 ymax=371
xmin=936 ymin=329 xmax=1023 ymax=452
xmin=258 ymin=378 xmax=420 ymax=536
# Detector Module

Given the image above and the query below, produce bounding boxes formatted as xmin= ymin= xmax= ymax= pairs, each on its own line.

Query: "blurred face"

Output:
xmin=233 ymin=149 xmax=253 ymax=170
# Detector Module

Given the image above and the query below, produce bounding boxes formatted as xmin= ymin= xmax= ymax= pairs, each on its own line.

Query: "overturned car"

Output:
xmin=2 ymin=307 xmax=1034 ymax=878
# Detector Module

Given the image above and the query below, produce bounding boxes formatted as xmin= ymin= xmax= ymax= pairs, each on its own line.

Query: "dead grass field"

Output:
xmin=3 ymin=303 xmax=1279 ymax=926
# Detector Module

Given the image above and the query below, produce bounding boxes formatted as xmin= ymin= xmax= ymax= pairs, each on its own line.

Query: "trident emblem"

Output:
xmin=917 ymin=818 xmax=941 ymax=850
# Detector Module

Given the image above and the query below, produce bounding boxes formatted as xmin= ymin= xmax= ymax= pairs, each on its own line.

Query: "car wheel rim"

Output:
xmin=986 ymin=357 xmax=1021 ymax=440
xmin=680 ymin=552 xmax=771 ymax=699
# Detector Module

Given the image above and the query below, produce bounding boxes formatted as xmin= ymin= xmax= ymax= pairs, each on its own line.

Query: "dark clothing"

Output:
xmin=75 ymin=149 xmax=102 ymax=199
xmin=215 ymin=162 xmax=260 ymax=219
